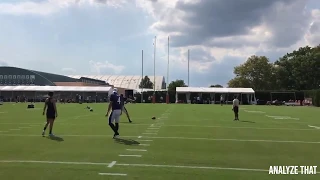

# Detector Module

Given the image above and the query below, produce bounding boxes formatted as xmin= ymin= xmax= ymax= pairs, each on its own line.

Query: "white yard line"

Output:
xmin=0 ymin=134 xmax=319 ymax=144
xmin=148 ymin=128 xmax=160 ymax=130
xmin=108 ymin=161 xmax=117 ymax=168
xmin=139 ymin=144 xmax=150 ymax=146
xmin=0 ymin=131 xmax=8 ymax=133
xmin=119 ymin=155 xmax=142 ymax=157
xmin=126 ymin=149 xmax=147 ymax=152
xmin=0 ymin=160 xmax=273 ymax=173
xmin=138 ymin=140 xmax=153 ymax=142
xmin=142 ymin=133 xmax=157 ymax=135
xmin=99 ymin=173 xmax=127 ymax=176
xmin=9 ymin=129 xmax=20 ymax=131
xmin=308 ymin=125 xmax=320 ymax=129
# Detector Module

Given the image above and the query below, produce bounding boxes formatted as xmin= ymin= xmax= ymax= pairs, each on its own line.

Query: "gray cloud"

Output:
xmin=152 ymin=0 xmax=310 ymax=48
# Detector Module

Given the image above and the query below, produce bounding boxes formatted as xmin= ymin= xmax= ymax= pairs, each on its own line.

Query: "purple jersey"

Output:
xmin=110 ymin=94 xmax=122 ymax=110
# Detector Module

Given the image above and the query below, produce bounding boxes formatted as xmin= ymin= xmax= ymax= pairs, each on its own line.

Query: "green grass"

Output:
xmin=0 ymin=103 xmax=320 ymax=180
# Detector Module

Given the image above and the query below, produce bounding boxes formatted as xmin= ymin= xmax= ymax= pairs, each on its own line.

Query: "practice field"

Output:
xmin=0 ymin=103 xmax=320 ymax=180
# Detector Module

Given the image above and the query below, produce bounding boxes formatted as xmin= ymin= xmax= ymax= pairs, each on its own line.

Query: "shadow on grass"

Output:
xmin=239 ymin=120 xmax=255 ymax=123
xmin=46 ymin=136 xmax=64 ymax=142
xmin=114 ymin=138 xmax=140 ymax=145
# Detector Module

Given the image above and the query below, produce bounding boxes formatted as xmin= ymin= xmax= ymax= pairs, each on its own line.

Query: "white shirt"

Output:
xmin=233 ymin=99 xmax=239 ymax=107
xmin=220 ymin=96 xmax=223 ymax=101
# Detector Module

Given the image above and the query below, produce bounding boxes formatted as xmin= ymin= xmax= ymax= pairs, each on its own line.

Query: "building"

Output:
xmin=68 ymin=75 xmax=166 ymax=90
xmin=0 ymin=66 xmax=109 ymax=86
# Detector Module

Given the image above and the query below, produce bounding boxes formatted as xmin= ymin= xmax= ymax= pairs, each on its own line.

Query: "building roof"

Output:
xmin=68 ymin=75 xmax=165 ymax=90
xmin=0 ymin=86 xmax=112 ymax=92
xmin=176 ymin=87 xmax=255 ymax=94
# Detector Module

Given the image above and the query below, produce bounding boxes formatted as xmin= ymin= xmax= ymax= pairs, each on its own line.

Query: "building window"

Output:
xmin=21 ymin=75 xmax=25 ymax=79
xmin=26 ymin=75 xmax=29 ymax=79
xmin=4 ymin=75 xmax=7 ymax=79
xmin=0 ymin=75 xmax=2 ymax=79
xmin=8 ymin=75 xmax=12 ymax=79
xmin=17 ymin=75 xmax=20 ymax=79
xmin=13 ymin=75 xmax=16 ymax=79
xmin=30 ymin=75 xmax=35 ymax=80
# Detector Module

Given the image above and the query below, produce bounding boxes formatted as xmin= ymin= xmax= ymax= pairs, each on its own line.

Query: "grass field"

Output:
xmin=0 ymin=103 xmax=320 ymax=180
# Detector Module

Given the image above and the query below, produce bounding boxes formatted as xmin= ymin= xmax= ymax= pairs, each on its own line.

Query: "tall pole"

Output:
xmin=153 ymin=36 xmax=156 ymax=103
xmin=188 ymin=49 xmax=190 ymax=86
xmin=141 ymin=50 xmax=144 ymax=103
xmin=166 ymin=36 xmax=170 ymax=104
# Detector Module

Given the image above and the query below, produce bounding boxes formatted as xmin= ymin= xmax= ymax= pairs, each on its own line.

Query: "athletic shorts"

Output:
xmin=109 ymin=109 xmax=121 ymax=123
xmin=46 ymin=112 xmax=56 ymax=119
xmin=233 ymin=106 xmax=239 ymax=113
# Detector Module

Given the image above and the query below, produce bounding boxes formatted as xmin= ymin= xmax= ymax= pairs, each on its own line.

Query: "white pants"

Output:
xmin=109 ymin=109 xmax=121 ymax=123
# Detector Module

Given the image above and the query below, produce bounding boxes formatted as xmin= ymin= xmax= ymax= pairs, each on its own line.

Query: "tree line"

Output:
xmin=140 ymin=45 xmax=320 ymax=92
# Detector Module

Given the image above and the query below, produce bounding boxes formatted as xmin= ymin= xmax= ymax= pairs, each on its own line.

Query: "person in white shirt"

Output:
xmin=232 ymin=95 xmax=240 ymax=121
xmin=220 ymin=95 xmax=224 ymax=106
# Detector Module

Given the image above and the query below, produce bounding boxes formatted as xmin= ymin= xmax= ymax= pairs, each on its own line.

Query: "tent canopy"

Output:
xmin=176 ymin=87 xmax=255 ymax=94
xmin=0 ymin=86 xmax=112 ymax=93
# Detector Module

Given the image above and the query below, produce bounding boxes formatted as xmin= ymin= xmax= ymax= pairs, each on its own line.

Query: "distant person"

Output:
xmin=232 ymin=95 xmax=240 ymax=121
xmin=42 ymin=92 xmax=58 ymax=136
xmin=220 ymin=95 xmax=224 ymax=106
xmin=120 ymin=94 xmax=132 ymax=123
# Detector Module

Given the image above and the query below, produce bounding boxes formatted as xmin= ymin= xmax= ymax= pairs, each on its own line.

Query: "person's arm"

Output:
xmin=53 ymin=99 xmax=58 ymax=117
xmin=106 ymin=95 xmax=113 ymax=116
xmin=43 ymin=99 xmax=47 ymax=115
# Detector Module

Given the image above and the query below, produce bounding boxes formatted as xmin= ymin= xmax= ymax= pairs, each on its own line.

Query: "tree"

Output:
xmin=274 ymin=45 xmax=320 ymax=90
xmin=139 ymin=76 xmax=153 ymax=89
xmin=209 ymin=84 xmax=223 ymax=87
xmin=168 ymin=79 xmax=187 ymax=92
xmin=227 ymin=55 xmax=277 ymax=90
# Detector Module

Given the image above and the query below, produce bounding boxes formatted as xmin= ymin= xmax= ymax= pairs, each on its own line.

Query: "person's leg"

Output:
xmin=123 ymin=107 xmax=132 ymax=123
xmin=42 ymin=120 xmax=49 ymax=136
xmin=108 ymin=111 xmax=118 ymax=135
xmin=48 ymin=119 xmax=55 ymax=135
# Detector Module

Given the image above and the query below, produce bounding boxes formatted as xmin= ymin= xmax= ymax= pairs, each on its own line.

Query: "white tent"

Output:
xmin=175 ymin=87 xmax=256 ymax=104
xmin=0 ymin=86 xmax=112 ymax=93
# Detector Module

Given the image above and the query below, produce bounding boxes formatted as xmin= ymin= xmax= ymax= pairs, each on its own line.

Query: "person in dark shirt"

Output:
xmin=42 ymin=92 xmax=58 ymax=136
xmin=120 ymin=94 xmax=132 ymax=123
xmin=106 ymin=89 xmax=122 ymax=138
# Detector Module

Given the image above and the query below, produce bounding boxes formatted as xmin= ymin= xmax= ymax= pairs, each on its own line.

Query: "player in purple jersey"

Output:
xmin=106 ymin=89 xmax=123 ymax=138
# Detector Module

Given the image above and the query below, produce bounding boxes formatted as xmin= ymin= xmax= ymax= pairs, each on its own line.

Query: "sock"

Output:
xmin=43 ymin=127 xmax=47 ymax=131
xmin=49 ymin=130 xmax=52 ymax=134
xmin=115 ymin=123 xmax=119 ymax=131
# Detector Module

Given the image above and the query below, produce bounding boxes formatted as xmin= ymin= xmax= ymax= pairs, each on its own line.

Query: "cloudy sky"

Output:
xmin=0 ymin=0 xmax=319 ymax=87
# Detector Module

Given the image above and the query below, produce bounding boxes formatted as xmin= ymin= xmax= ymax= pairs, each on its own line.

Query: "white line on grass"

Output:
xmin=0 ymin=131 xmax=8 ymax=133
xmin=146 ymin=130 xmax=158 ymax=133
xmin=99 ymin=173 xmax=127 ymax=176
xmin=308 ymin=125 xmax=320 ymax=129
xmin=138 ymin=136 xmax=142 ymax=139
xmin=9 ymin=129 xmax=20 ymax=131
xmin=126 ymin=149 xmax=147 ymax=152
xmin=0 ymin=160 xmax=278 ymax=173
xmin=108 ymin=161 xmax=117 ymax=168
xmin=142 ymin=133 xmax=157 ymax=135
xmin=119 ymin=155 xmax=142 ymax=157
xmin=148 ymin=128 xmax=160 ymax=130
xmin=1 ymin=134 xmax=318 ymax=144
xmin=138 ymin=140 xmax=153 ymax=142
xmin=139 ymin=144 xmax=150 ymax=146
xmin=19 ymin=127 xmax=31 ymax=129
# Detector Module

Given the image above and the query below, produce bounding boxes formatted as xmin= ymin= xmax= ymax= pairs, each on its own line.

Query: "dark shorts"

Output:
xmin=220 ymin=100 xmax=223 ymax=104
xmin=233 ymin=106 xmax=239 ymax=113
xmin=46 ymin=112 xmax=56 ymax=119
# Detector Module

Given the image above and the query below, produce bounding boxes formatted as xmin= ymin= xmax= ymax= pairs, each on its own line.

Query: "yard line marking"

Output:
xmin=0 ymin=160 xmax=110 ymax=166
xmin=244 ymin=110 xmax=265 ymax=113
xmin=148 ymin=128 xmax=160 ymax=130
xmin=9 ymin=129 xmax=20 ymax=131
xmin=116 ymin=163 xmax=270 ymax=172
xmin=146 ymin=130 xmax=158 ymax=132
xmin=139 ymin=144 xmax=150 ymax=146
xmin=0 ymin=160 xmax=289 ymax=173
xmin=138 ymin=136 xmax=142 ymax=139
xmin=1 ymin=134 xmax=319 ymax=144
xmin=0 ymin=112 xmax=8 ymax=113
xmin=19 ymin=127 xmax=31 ymax=129
xmin=119 ymin=155 xmax=142 ymax=157
xmin=0 ymin=131 xmax=8 ymax=133
xmin=308 ymin=125 xmax=320 ymax=129
xmin=126 ymin=149 xmax=147 ymax=152
xmin=99 ymin=173 xmax=127 ymax=176
xmin=142 ymin=133 xmax=157 ymax=135
xmin=108 ymin=161 xmax=117 ymax=168
xmin=139 ymin=140 xmax=153 ymax=142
